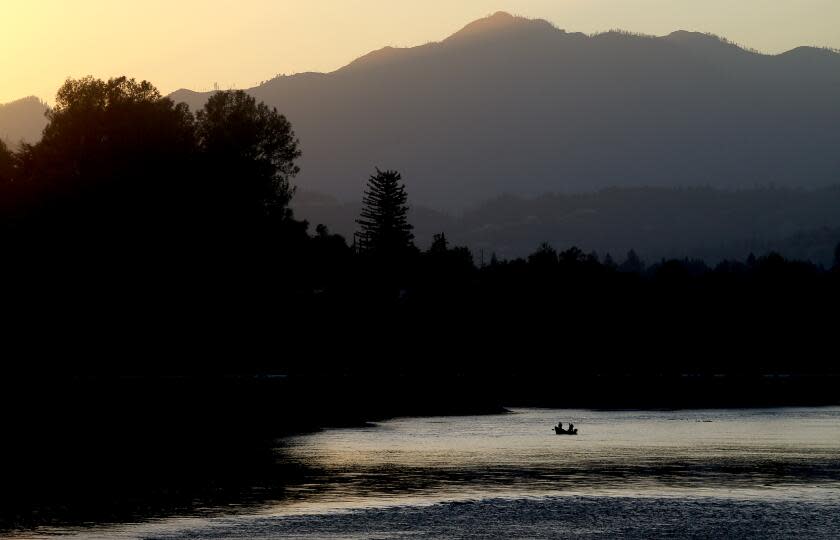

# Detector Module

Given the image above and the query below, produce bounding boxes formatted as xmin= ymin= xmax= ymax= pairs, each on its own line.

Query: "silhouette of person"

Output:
xmin=568 ymin=423 xmax=575 ymax=432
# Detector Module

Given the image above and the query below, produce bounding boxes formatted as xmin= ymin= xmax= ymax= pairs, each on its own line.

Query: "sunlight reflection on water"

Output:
xmin=27 ymin=407 xmax=840 ymax=539
xmin=271 ymin=407 xmax=840 ymax=509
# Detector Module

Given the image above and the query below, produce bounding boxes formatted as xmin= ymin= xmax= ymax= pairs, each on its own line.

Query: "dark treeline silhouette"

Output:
xmin=1 ymin=75 xmax=839 ymax=379
xmin=0 ymin=77 xmax=349 ymax=371
xmin=293 ymin=186 xmax=840 ymax=266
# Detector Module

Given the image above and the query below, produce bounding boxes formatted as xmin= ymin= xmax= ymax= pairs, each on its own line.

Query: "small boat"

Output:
xmin=554 ymin=426 xmax=578 ymax=435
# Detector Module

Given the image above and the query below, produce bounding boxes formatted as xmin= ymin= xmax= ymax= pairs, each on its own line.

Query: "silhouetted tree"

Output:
xmin=2 ymin=77 xmax=322 ymax=357
xmin=619 ymin=249 xmax=645 ymax=274
xmin=429 ymin=233 xmax=449 ymax=255
xmin=449 ymin=246 xmax=475 ymax=270
xmin=603 ymin=253 xmax=618 ymax=271
xmin=559 ymin=246 xmax=585 ymax=265
xmin=528 ymin=242 xmax=558 ymax=267
xmin=426 ymin=232 xmax=474 ymax=271
xmin=196 ymin=90 xmax=301 ymax=227
xmin=11 ymin=76 xmax=197 ymax=248
xmin=356 ymin=168 xmax=414 ymax=257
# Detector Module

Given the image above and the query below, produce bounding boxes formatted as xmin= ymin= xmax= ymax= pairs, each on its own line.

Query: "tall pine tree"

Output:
xmin=356 ymin=168 xmax=414 ymax=257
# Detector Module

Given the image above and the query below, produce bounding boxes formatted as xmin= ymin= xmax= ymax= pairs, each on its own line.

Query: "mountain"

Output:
xmin=0 ymin=96 xmax=49 ymax=147
xmin=171 ymin=12 xmax=840 ymax=210
xmin=3 ymin=12 xmax=838 ymax=213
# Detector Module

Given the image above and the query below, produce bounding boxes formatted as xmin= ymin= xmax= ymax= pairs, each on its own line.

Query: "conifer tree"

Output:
xmin=356 ymin=168 xmax=414 ymax=256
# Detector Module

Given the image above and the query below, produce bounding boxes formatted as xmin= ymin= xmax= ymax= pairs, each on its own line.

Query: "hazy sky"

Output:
xmin=2 ymin=0 xmax=838 ymax=104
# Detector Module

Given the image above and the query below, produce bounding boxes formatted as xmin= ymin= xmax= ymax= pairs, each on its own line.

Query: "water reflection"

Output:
xmin=274 ymin=407 xmax=840 ymax=511
xmin=9 ymin=407 xmax=840 ymax=538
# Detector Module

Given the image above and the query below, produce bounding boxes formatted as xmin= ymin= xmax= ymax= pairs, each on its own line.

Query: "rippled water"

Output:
xmin=21 ymin=408 xmax=840 ymax=539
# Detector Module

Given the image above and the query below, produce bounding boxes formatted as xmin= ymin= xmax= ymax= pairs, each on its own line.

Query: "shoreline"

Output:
xmin=2 ymin=383 xmax=838 ymax=533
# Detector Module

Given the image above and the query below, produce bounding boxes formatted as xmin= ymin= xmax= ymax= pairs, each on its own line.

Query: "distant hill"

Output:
xmin=294 ymin=186 xmax=840 ymax=265
xmin=0 ymin=96 xmax=48 ymax=147
xmin=171 ymin=12 xmax=840 ymax=210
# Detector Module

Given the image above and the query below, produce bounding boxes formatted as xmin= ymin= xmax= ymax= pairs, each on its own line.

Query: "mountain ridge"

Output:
xmin=206 ymin=13 xmax=837 ymax=89
xmin=7 ymin=12 xmax=837 ymax=110
xmin=167 ymin=12 xmax=840 ymax=210
xmin=3 ymin=12 xmax=839 ymax=210
xmin=0 ymin=96 xmax=49 ymax=147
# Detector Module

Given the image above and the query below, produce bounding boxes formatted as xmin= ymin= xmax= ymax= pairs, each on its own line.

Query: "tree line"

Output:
xmin=1 ymin=76 xmax=838 ymax=376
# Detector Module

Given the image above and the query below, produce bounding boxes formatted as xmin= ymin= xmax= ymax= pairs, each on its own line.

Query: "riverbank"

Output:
xmin=9 ymin=406 xmax=840 ymax=539
xmin=0 ymin=374 xmax=507 ymax=531
xmin=2 ymin=373 xmax=838 ymax=532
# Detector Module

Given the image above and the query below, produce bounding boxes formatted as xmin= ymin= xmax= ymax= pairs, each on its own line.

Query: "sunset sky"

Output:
xmin=2 ymin=0 xmax=838 ymax=104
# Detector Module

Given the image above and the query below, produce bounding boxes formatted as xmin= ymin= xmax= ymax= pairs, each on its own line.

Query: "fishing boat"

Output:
xmin=554 ymin=426 xmax=578 ymax=435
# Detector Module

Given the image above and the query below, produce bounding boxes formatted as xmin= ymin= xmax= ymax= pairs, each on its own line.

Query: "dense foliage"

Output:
xmin=1 ymin=76 xmax=838 ymax=377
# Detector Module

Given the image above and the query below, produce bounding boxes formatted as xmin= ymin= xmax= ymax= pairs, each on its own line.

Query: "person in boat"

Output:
xmin=568 ymin=423 xmax=575 ymax=433
xmin=557 ymin=421 xmax=564 ymax=433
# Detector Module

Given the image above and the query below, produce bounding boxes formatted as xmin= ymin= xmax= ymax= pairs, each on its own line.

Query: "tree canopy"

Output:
xmin=196 ymin=91 xmax=300 ymax=227
xmin=5 ymin=78 xmax=304 ymax=248
xmin=13 ymin=77 xmax=196 ymax=238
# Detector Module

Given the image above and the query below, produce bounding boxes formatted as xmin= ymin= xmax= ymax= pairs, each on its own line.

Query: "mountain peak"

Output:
xmin=663 ymin=30 xmax=756 ymax=53
xmin=0 ymin=95 xmax=49 ymax=146
xmin=342 ymin=12 xmax=558 ymax=72
xmin=0 ymin=95 xmax=47 ymax=109
xmin=447 ymin=11 xmax=556 ymax=41
xmin=666 ymin=30 xmax=718 ymax=41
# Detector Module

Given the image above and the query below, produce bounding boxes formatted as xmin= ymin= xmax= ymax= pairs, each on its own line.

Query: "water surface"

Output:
xmin=21 ymin=407 xmax=840 ymax=539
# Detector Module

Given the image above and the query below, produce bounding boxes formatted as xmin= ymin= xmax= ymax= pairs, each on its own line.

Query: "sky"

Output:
xmin=1 ymin=0 xmax=838 ymax=104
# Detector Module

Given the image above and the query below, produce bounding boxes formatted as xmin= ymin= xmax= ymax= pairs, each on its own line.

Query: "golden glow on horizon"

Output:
xmin=1 ymin=0 xmax=838 ymax=104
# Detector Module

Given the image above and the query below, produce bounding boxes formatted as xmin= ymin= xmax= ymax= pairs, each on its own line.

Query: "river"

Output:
xmin=14 ymin=407 xmax=840 ymax=539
